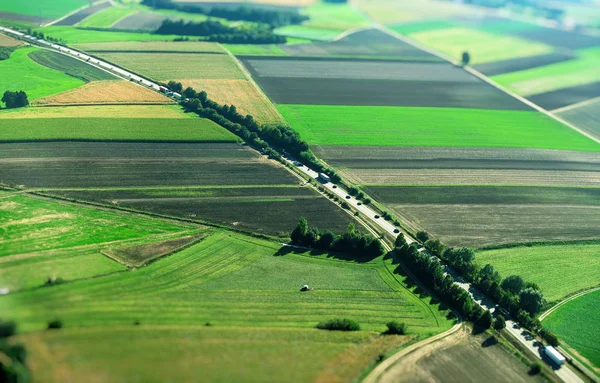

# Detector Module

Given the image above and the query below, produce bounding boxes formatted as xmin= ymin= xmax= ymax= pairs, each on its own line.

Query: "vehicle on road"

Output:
xmin=545 ymin=346 xmax=566 ymax=366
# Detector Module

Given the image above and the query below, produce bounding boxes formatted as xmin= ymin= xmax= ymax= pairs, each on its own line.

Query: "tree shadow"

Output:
xmin=481 ymin=335 xmax=498 ymax=348
xmin=274 ymin=244 xmax=378 ymax=264
xmin=471 ymin=325 xmax=487 ymax=335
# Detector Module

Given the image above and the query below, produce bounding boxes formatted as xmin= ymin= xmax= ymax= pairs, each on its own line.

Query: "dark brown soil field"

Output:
xmin=112 ymin=12 xmax=168 ymax=31
xmin=380 ymin=326 xmax=543 ymax=383
xmin=558 ymin=100 xmax=600 ymax=140
xmin=0 ymin=12 xmax=52 ymax=24
xmin=529 ymin=82 xmax=600 ymax=111
xmin=54 ymin=1 xmax=112 ymax=26
xmin=474 ymin=52 xmax=575 ymax=76
xmin=282 ymin=28 xmax=441 ymax=60
xmin=365 ymin=185 xmax=600 ymax=247
xmin=0 ymin=142 xmax=352 ymax=235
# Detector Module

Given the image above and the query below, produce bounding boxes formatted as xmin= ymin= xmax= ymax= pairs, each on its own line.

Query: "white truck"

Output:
xmin=545 ymin=346 xmax=566 ymax=366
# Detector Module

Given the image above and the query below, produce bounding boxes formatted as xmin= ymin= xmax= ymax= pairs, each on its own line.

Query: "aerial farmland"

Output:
xmin=0 ymin=0 xmax=599 ymax=382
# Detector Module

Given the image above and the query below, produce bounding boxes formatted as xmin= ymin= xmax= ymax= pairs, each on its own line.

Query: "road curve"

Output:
xmin=539 ymin=287 xmax=600 ymax=321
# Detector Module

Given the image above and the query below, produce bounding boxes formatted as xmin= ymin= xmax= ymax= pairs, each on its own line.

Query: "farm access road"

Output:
xmin=284 ymin=157 xmax=583 ymax=383
xmin=0 ymin=22 xmax=586 ymax=383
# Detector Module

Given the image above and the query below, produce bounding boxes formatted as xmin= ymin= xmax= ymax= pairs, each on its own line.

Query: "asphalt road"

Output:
xmin=0 ymin=24 xmax=585 ymax=383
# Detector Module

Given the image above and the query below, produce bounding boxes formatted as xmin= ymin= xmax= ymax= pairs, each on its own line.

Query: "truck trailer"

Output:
xmin=544 ymin=346 xmax=566 ymax=366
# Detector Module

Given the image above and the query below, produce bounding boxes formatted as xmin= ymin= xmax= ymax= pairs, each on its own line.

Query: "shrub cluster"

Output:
xmin=1 ymin=91 xmax=28 ymax=109
xmin=291 ymin=218 xmax=385 ymax=261
xmin=385 ymin=321 xmax=407 ymax=335
xmin=316 ymin=318 xmax=360 ymax=331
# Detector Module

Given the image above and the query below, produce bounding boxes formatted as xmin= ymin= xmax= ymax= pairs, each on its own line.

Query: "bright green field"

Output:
xmin=0 ymin=47 xmax=84 ymax=102
xmin=37 ymin=26 xmax=185 ymax=44
xmin=277 ymin=105 xmax=600 ymax=152
xmin=0 ymin=0 xmax=87 ymax=19
xmin=406 ymin=27 xmax=554 ymax=64
xmin=224 ymin=43 xmax=288 ymax=56
xmin=77 ymin=7 xmax=136 ymax=28
xmin=274 ymin=25 xmax=341 ymax=41
xmin=0 ymin=117 xmax=240 ymax=142
xmin=492 ymin=47 xmax=600 ymax=96
xmin=0 ymin=192 xmax=191 ymax=257
xmin=303 ymin=1 xmax=371 ymax=31
xmin=477 ymin=244 xmax=600 ymax=302
xmin=544 ymin=290 xmax=600 ymax=368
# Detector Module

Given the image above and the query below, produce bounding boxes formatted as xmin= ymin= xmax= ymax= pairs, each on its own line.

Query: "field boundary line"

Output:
xmin=539 ymin=286 xmax=600 ymax=321
xmin=372 ymin=24 xmax=600 ymax=146
xmin=552 ymin=96 xmax=600 ymax=114
xmin=362 ymin=321 xmax=463 ymax=383
xmin=221 ymin=45 xmax=288 ymax=124
xmin=44 ymin=0 xmax=111 ymax=27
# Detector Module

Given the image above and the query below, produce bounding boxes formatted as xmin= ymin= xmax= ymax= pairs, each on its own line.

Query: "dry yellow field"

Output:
xmin=74 ymin=41 xmax=225 ymax=54
xmin=0 ymin=104 xmax=192 ymax=119
xmin=179 ymin=79 xmax=284 ymax=124
xmin=0 ymin=33 xmax=23 ymax=47
xmin=32 ymin=80 xmax=173 ymax=106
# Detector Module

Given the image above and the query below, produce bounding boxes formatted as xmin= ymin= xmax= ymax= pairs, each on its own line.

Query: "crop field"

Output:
xmin=74 ymin=41 xmax=225 ymax=53
xmin=0 ymin=105 xmax=186 ymax=119
xmin=54 ymin=1 xmax=112 ymax=26
xmin=477 ymin=243 xmax=600 ymax=302
xmin=1 ymin=229 xmax=453 ymax=382
xmin=0 ymin=191 xmax=191 ymax=257
xmin=224 ymin=43 xmax=288 ymax=56
xmin=28 ymin=49 xmax=116 ymax=82
xmin=0 ymin=32 xmax=23 ymax=47
xmin=302 ymin=2 xmax=370 ymax=31
xmin=77 ymin=6 xmax=136 ymax=28
xmin=0 ymin=142 xmax=353 ymax=235
xmin=0 ymin=116 xmax=238 ymax=142
xmin=362 ymin=185 xmax=600 ymax=248
xmin=180 ymin=79 xmax=284 ymax=124
xmin=557 ymin=99 xmax=600 ymax=139
xmin=355 ymin=0 xmax=479 ymax=25
xmin=544 ymin=290 xmax=600 ymax=369
xmin=277 ymin=105 xmax=598 ymax=151
xmin=242 ymin=57 xmax=529 ymax=109
xmin=473 ymin=52 xmax=575 ymax=77
xmin=530 ymin=82 xmax=600 ymax=111
xmin=0 ymin=47 xmax=84 ymax=101
xmin=274 ymin=25 xmax=341 ymax=41
xmin=281 ymin=28 xmax=441 ymax=60
xmin=95 ymin=52 xmax=245 ymax=81
xmin=0 ymin=0 xmax=88 ymax=19
xmin=32 ymin=80 xmax=174 ymax=106
xmin=492 ymin=48 xmax=600 ymax=97
xmin=35 ymin=26 xmax=184 ymax=44
xmin=112 ymin=11 xmax=171 ymax=31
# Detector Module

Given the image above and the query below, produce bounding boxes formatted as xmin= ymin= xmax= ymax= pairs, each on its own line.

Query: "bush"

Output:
xmin=416 ymin=231 xmax=430 ymax=242
xmin=540 ymin=328 xmax=559 ymax=347
xmin=385 ymin=321 xmax=407 ymax=335
xmin=493 ymin=314 xmax=506 ymax=330
xmin=316 ymin=318 xmax=360 ymax=331
xmin=476 ymin=310 xmax=493 ymax=329
xmin=47 ymin=320 xmax=63 ymax=330
xmin=529 ymin=362 xmax=542 ymax=375
xmin=0 ymin=320 xmax=16 ymax=338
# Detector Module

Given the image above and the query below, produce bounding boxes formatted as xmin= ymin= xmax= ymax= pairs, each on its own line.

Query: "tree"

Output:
xmin=0 ymin=320 xmax=16 ymax=338
xmin=424 ymin=238 xmax=444 ymax=256
xmin=316 ymin=230 xmax=336 ymax=250
xmin=461 ymin=51 xmax=470 ymax=66
xmin=529 ymin=362 xmax=542 ymax=375
xmin=395 ymin=233 xmax=407 ymax=248
xmin=290 ymin=217 xmax=308 ymax=244
xmin=501 ymin=275 xmax=524 ymax=295
xmin=167 ymin=81 xmax=183 ymax=93
xmin=385 ymin=321 xmax=407 ymax=335
xmin=540 ymin=329 xmax=559 ymax=347
xmin=519 ymin=287 xmax=545 ymax=316
xmin=182 ymin=86 xmax=197 ymax=99
xmin=416 ymin=231 xmax=429 ymax=242
xmin=494 ymin=314 xmax=506 ymax=330
xmin=476 ymin=310 xmax=493 ymax=329
xmin=479 ymin=264 xmax=501 ymax=285
xmin=1 ymin=90 xmax=28 ymax=109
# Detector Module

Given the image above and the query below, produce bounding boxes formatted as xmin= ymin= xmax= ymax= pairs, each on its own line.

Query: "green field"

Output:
xmin=36 ymin=26 xmax=185 ymax=44
xmin=0 ymin=47 xmax=84 ymax=101
xmin=477 ymin=244 xmax=600 ymax=302
xmin=406 ymin=27 xmax=553 ymax=64
xmin=0 ymin=0 xmax=87 ymax=19
xmin=278 ymin=105 xmax=600 ymax=151
xmin=74 ymin=41 xmax=225 ymax=54
xmin=302 ymin=1 xmax=371 ymax=31
xmin=28 ymin=49 xmax=116 ymax=82
xmin=492 ymin=47 xmax=600 ymax=96
xmin=95 ymin=52 xmax=245 ymax=81
xmin=0 ymin=117 xmax=240 ymax=142
xmin=77 ymin=7 xmax=136 ymax=28
xmin=224 ymin=43 xmax=288 ymax=56
xmin=544 ymin=290 xmax=600 ymax=368
xmin=274 ymin=25 xmax=341 ymax=41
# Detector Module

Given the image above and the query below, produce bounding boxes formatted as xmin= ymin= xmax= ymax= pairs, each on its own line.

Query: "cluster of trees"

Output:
xmin=0 ymin=47 xmax=15 ymax=61
xmin=291 ymin=218 xmax=385 ymax=261
xmin=316 ymin=318 xmax=360 ymax=331
xmin=26 ymin=29 xmax=63 ymax=44
xmin=155 ymin=19 xmax=286 ymax=44
xmin=143 ymin=0 xmax=308 ymax=27
xmin=1 ymin=91 xmax=28 ymax=109
xmin=0 ymin=320 xmax=29 ymax=383
xmin=180 ymin=86 xmax=339 ymax=178
xmin=394 ymin=242 xmax=492 ymax=327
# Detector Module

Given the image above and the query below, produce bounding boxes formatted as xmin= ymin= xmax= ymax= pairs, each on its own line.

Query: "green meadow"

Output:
xmin=37 ymin=26 xmax=185 ymax=44
xmin=278 ymin=105 xmax=600 ymax=151
xmin=0 ymin=47 xmax=84 ymax=101
xmin=0 ymin=0 xmax=87 ymax=19
xmin=77 ymin=7 xmax=136 ymax=28
xmin=477 ymin=243 xmax=600 ymax=302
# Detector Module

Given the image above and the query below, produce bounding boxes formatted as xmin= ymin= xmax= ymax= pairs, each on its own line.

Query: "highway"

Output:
xmin=0 ymin=22 xmax=586 ymax=383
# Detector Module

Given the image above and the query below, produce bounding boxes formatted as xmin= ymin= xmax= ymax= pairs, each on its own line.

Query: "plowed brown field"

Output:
xmin=33 ymin=80 xmax=173 ymax=106
xmin=0 ymin=32 xmax=23 ymax=47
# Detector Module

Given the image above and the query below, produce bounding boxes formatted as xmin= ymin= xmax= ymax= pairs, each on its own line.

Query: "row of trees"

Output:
xmin=143 ymin=0 xmax=308 ymax=27
xmin=291 ymin=218 xmax=385 ymax=261
xmin=155 ymin=19 xmax=286 ymax=44
xmin=180 ymin=87 xmax=341 ymax=180
xmin=1 ymin=91 xmax=28 ymax=109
